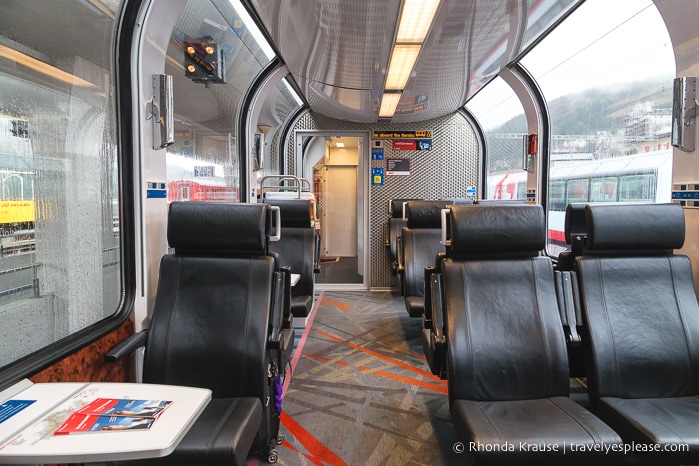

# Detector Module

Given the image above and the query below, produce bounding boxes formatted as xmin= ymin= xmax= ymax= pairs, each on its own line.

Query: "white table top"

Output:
xmin=0 ymin=380 xmax=210 ymax=463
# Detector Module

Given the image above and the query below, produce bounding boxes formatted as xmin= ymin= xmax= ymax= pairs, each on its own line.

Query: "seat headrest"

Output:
xmin=449 ymin=204 xmax=545 ymax=259
xmin=406 ymin=200 xmax=452 ymax=228
xmin=168 ymin=202 xmax=268 ymax=255
xmin=585 ymin=203 xmax=685 ymax=252
xmin=475 ymin=199 xmax=526 ymax=205
xmin=263 ymin=199 xmax=312 ymax=228
xmin=565 ymin=203 xmax=588 ymax=244
xmin=390 ymin=198 xmax=420 ymax=218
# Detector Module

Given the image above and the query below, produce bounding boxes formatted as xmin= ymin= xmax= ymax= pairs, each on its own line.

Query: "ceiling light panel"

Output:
xmin=396 ymin=0 xmax=441 ymax=43
xmin=385 ymin=44 xmax=421 ymax=90
xmin=379 ymin=92 xmax=402 ymax=117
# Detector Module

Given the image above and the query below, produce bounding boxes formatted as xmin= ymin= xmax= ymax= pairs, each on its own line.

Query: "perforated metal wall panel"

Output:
xmin=287 ymin=111 xmax=479 ymax=288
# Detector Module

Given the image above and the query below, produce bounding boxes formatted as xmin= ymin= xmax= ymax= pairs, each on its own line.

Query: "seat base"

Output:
xmin=114 ymin=397 xmax=262 ymax=466
xmin=421 ymin=328 xmax=445 ymax=378
xmin=452 ymin=397 xmax=623 ymax=465
xmin=596 ymin=396 xmax=699 ymax=463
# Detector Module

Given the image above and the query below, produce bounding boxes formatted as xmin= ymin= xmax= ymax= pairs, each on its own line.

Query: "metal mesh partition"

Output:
xmin=287 ymin=112 xmax=479 ymax=288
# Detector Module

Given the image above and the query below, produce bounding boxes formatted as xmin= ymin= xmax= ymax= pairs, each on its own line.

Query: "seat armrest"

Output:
xmin=423 ymin=266 xmax=435 ymax=320
xmin=105 ymin=330 xmax=148 ymax=362
xmin=554 ymin=271 xmax=581 ymax=345
xmin=431 ymin=273 xmax=445 ymax=348
xmin=280 ymin=266 xmax=292 ymax=328
xmin=396 ymin=234 xmax=404 ymax=274
xmin=428 ymin=272 xmax=447 ymax=379
xmin=268 ymin=270 xmax=285 ymax=344
xmin=314 ymin=234 xmax=321 ymax=273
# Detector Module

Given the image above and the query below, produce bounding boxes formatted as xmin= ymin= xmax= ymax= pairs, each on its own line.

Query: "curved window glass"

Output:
xmin=165 ymin=0 xmax=276 ymax=203
xmin=465 ymin=77 xmax=528 ymax=200
xmin=254 ymin=78 xmax=304 ymax=179
xmin=0 ymin=1 xmax=122 ymax=368
xmin=521 ymin=0 xmax=675 ymax=254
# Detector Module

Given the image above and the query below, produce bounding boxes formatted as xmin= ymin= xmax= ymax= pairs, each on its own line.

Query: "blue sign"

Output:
xmin=672 ymin=191 xmax=699 ymax=200
xmin=466 ymin=186 xmax=477 ymax=197
xmin=0 ymin=400 xmax=36 ymax=424
xmin=371 ymin=167 xmax=384 ymax=186
xmin=371 ymin=147 xmax=384 ymax=160
xmin=416 ymin=139 xmax=432 ymax=150
xmin=146 ymin=181 xmax=167 ymax=199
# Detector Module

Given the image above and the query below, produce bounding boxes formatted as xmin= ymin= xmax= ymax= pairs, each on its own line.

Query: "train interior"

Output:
xmin=2 ymin=0 xmax=699 ymax=465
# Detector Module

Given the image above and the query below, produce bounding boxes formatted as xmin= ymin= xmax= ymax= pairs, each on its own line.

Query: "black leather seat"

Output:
xmin=556 ymin=202 xmax=587 ymax=271
xmin=398 ymin=200 xmax=450 ymax=317
xmin=577 ymin=202 xmax=699 ymax=464
xmin=440 ymin=204 xmax=623 ymax=465
xmin=386 ymin=198 xmax=419 ymax=277
xmin=106 ymin=202 xmax=287 ymax=464
xmin=265 ymin=198 xmax=317 ymax=321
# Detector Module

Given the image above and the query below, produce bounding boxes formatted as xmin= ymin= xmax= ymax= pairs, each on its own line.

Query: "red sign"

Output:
xmin=392 ymin=140 xmax=416 ymax=150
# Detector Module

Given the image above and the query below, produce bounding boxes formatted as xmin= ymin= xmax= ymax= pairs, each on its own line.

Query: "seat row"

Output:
xmin=421 ymin=202 xmax=699 ymax=465
xmin=105 ymin=201 xmax=308 ymax=465
xmin=387 ymin=198 xmax=524 ymax=318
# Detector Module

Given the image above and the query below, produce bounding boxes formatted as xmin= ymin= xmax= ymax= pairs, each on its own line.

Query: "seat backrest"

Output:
xmin=401 ymin=200 xmax=450 ymax=298
xmin=144 ymin=202 xmax=275 ymax=400
xmin=557 ymin=203 xmax=587 ymax=271
xmin=577 ymin=202 xmax=699 ymax=400
xmin=390 ymin=198 xmax=418 ymax=218
xmin=443 ymin=204 xmax=569 ymax=405
xmin=264 ymin=199 xmax=315 ymax=297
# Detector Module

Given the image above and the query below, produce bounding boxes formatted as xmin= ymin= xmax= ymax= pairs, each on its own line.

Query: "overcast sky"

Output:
xmin=468 ymin=0 xmax=675 ymax=130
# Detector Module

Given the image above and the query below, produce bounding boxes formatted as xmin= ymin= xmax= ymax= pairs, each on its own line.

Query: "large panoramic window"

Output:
xmin=0 ymin=1 xmax=122 ymax=368
xmin=521 ymin=0 xmax=675 ymax=254
xmin=465 ymin=77 xmax=528 ymax=200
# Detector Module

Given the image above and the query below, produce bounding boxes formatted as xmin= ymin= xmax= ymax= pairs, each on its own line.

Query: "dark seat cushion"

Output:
xmin=117 ymin=397 xmax=262 ymax=466
xmin=452 ymin=397 xmax=623 ymax=465
xmin=290 ymin=294 xmax=312 ymax=317
xmin=402 ymin=228 xmax=443 ymax=317
xmin=595 ymin=396 xmax=699 ymax=461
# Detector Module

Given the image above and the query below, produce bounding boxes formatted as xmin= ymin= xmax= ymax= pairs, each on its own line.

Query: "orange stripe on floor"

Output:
xmin=346 ymin=342 xmax=447 ymax=384
xmin=302 ymin=352 xmax=448 ymax=394
xmin=280 ymin=412 xmax=348 ymax=466
xmin=320 ymin=297 xmax=357 ymax=311
xmin=314 ymin=329 xmax=344 ymax=342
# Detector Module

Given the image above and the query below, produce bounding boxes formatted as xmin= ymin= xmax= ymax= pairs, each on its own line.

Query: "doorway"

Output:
xmin=296 ymin=132 xmax=369 ymax=290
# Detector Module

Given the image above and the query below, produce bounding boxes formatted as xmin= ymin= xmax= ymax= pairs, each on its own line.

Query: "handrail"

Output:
xmin=260 ymin=175 xmax=302 ymax=198
xmin=260 ymin=175 xmax=314 ymax=198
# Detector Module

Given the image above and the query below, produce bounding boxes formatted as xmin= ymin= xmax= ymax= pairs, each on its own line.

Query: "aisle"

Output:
xmin=258 ymin=290 xmax=462 ymax=466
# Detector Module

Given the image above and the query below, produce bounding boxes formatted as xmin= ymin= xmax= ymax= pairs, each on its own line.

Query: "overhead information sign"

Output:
xmin=373 ymin=130 xmax=432 ymax=139
xmin=392 ymin=139 xmax=432 ymax=151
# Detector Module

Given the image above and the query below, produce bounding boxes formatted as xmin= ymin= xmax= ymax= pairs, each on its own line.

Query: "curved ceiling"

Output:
xmin=249 ymin=0 xmax=583 ymax=123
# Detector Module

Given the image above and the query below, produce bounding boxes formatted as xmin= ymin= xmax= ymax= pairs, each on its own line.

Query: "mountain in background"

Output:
xmin=486 ymin=78 xmax=673 ymax=172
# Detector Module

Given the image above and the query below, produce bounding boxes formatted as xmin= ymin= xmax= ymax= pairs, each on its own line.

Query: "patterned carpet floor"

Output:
xmin=249 ymin=290 xmax=462 ymax=466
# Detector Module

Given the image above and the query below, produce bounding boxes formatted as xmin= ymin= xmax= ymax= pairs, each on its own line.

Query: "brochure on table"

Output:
xmin=0 ymin=379 xmax=211 ymax=463
xmin=54 ymin=398 xmax=173 ymax=435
